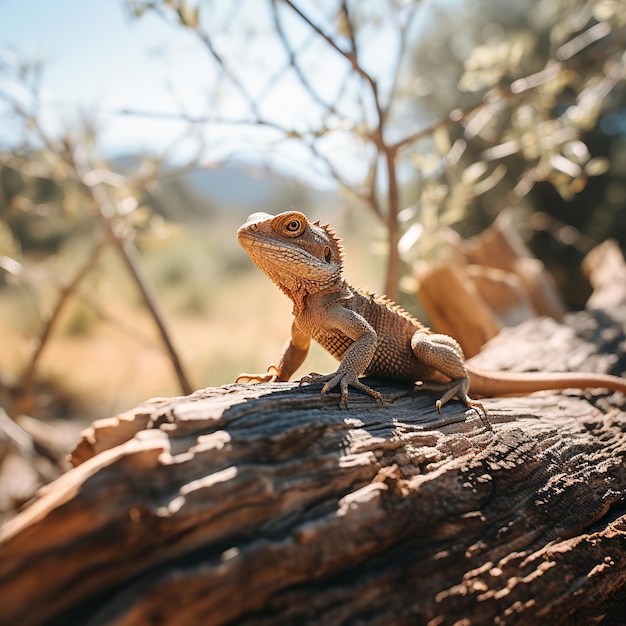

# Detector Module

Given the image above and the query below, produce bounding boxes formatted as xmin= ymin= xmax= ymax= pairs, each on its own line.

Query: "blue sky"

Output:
xmin=0 ymin=0 xmax=200 ymax=151
xmin=1 ymin=0 xmax=215 ymax=154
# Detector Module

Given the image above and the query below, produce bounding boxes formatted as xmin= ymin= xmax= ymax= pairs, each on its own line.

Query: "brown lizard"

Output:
xmin=236 ymin=210 xmax=626 ymax=425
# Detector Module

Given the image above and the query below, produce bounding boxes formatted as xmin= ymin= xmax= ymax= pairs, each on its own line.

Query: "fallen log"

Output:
xmin=1 ymin=244 xmax=626 ymax=626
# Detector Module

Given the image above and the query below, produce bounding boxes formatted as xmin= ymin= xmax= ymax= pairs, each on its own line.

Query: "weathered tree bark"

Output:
xmin=1 ymin=244 xmax=626 ymax=626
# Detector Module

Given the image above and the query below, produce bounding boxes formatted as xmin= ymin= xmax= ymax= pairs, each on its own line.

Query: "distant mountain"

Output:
xmin=111 ymin=156 xmax=338 ymax=221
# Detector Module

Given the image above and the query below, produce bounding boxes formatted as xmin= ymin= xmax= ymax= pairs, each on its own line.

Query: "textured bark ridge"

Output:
xmin=1 ymin=244 xmax=626 ymax=626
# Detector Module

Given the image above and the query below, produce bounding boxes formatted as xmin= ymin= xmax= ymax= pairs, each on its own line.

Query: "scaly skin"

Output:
xmin=236 ymin=210 xmax=626 ymax=426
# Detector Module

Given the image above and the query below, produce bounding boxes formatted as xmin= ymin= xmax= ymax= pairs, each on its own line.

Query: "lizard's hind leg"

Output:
xmin=411 ymin=331 xmax=491 ymax=429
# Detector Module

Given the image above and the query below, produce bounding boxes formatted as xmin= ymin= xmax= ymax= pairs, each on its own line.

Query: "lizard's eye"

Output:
xmin=324 ymin=246 xmax=332 ymax=263
xmin=283 ymin=218 xmax=306 ymax=237
xmin=275 ymin=212 xmax=307 ymax=237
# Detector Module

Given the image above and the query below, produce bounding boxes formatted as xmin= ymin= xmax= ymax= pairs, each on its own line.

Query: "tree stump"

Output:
xmin=1 ymin=244 xmax=626 ymax=626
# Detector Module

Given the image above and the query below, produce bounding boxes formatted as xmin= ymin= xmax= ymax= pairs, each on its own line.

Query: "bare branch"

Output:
xmin=270 ymin=0 xmax=337 ymax=116
xmin=305 ymin=138 xmax=368 ymax=201
xmin=364 ymin=153 xmax=383 ymax=220
xmin=71 ymin=148 xmax=194 ymax=396
xmin=12 ymin=235 xmax=106 ymax=417
xmin=385 ymin=7 xmax=420 ymax=117
xmin=116 ymin=106 xmax=293 ymax=136
xmin=281 ymin=1 xmax=360 ymax=72
xmin=280 ymin=0 xmax=383 ymax=129
xmin=339 ymin=1 xmax=358 ymax=57
xmin=152 ymin=2 xmax=264 ymax=120
xmin=75 ymin=291 xmax=165 ymax=353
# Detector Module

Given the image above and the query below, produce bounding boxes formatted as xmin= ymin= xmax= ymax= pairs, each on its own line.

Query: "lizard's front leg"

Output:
xmin=237 ymin=320 xmax=311 ymax=384
xmin=300 ymin=304 xmax=382 ymax=407
xmin=411 ymin=330 xmax=490 ymax=426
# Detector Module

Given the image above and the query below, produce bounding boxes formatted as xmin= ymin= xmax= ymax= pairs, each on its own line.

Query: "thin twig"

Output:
xmin=182 ymin=12 xmax=262 ymax=119
xmin=385 ymin=6 xmax=420 ymax=116
xmin=0 ymin=407 xmax=62 ymax=478
xmin=12 ymin=235 xmax=107 ymax=416
xmin=281 ymin=0 xmax=370 ymax=86
xmin=270 ymin=0 xmax=337 ymax=115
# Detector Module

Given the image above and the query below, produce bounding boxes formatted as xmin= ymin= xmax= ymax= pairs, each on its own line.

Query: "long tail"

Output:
xmin=465 ymin=364 xmax=626 ymax=398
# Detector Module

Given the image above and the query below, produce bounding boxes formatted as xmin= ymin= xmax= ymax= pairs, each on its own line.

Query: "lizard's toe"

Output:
xmin=418 ymin=379 xmax=492 ymax=429
xmin=302 ymin=371 xmax=383 ymax=408
xmin=300 ymin=372 xmax=329 ymax=386
xmin=236 ymin=365 xmax=279 ymax=384
xmin=464 ymin=399 xmax=492 ymax=430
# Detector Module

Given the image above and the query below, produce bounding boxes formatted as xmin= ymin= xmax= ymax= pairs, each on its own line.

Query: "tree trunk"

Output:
xmin=1 ymin=245 xmax=626 ymax=626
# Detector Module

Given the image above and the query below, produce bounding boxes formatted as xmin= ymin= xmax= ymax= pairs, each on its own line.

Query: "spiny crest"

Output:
xmin=362 ymin=289 xmax=427 ymax=329
xmin=318 ymin=221 xmax=345 ymax=266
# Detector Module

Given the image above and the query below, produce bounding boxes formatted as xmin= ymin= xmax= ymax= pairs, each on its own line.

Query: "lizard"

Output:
xmin=236 ymin=210 xmax=626 ymax=426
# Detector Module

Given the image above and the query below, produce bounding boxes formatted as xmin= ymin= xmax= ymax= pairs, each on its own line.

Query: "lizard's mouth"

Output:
xmin=238 ymin=230 xmax=318 ymax=265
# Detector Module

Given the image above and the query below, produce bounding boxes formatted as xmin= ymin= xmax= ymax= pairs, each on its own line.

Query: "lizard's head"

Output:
xmin=238 ymin=211 xmax=344 ymax=298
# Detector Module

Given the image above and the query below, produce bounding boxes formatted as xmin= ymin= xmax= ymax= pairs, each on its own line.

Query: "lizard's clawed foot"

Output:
xmin=300 ymin=371 xmax=384 ymax=409
xmin=416 ymin=379 xmax=492 ymax=430
xmin=236 ymin=365 xmax=279 ymax=384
